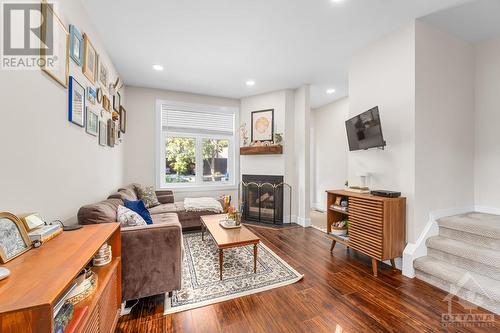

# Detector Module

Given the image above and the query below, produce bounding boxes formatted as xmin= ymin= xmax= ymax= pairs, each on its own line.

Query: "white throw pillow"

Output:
xmin=117 ymin=205 xmax=147 ymax=227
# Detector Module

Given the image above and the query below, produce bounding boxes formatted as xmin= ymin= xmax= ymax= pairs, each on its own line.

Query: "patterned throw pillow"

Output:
xmin=136 ymin=185 xmax=161 ymax=208
xmin=117 ymin=205 xmax=147 ymax=227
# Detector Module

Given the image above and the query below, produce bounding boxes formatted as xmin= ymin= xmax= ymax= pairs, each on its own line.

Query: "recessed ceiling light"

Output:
xmin=331 ymin=0 xmax=346 ymax=3
xmin=326 ymin=88 xmax=336 ymax=94
xmin=153 ymin=64 xmax=164 ymax=71
xmin=246 ymin=80 xmax=255 ymax=87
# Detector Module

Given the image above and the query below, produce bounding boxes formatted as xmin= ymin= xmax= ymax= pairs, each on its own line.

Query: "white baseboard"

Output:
xmin=402 ymin=206 xmax=474 ymax=278
xmin=297 ymin=217 xmax=311 ymax=227
xmin=475 ymin=205 xmax=500 ymax=215
xmin=311 ymin=203 xmax=326 ymax=212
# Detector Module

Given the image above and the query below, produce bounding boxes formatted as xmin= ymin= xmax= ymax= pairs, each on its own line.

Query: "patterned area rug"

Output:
xmin=164 ymin=231 xmax=303 ymax=314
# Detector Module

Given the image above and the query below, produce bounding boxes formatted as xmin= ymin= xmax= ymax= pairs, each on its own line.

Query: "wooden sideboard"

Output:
xmin=326 ymin=190 xmax=406 ymax=277
xmin=0 ymin=223 xmax=121 ymax=333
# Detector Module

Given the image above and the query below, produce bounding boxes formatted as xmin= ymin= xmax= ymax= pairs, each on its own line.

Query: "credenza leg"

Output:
xmin=371 ymin=259 xmax=378 ymax=277
xmin=330 ymin=240 xmax=336 ymax=252
xmin=390 ymin=259 xmax=396 ymax=269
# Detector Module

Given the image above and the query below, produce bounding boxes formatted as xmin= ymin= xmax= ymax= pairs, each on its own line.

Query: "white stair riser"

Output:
xmin=427 ymin=248 xmax=500 ymax=280
xmin=439 ymin=227 xmax=500 ymax=251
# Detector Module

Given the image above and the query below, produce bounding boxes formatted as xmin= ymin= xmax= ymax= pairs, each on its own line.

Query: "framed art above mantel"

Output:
xmin=251 ymin=109 xmax=274 ymax=142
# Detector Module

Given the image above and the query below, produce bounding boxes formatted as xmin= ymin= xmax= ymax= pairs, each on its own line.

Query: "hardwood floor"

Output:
xmin=116 ymin=226 xmax=498 ymax=333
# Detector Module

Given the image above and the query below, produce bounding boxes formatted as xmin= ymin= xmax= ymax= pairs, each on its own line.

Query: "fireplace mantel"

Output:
xmin=240 ymin=145 xmax=283 ymax=155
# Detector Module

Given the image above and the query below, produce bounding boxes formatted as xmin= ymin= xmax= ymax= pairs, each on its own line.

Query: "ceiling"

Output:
xmin=82 ymin=0 xmax=471 ymax=108
xmin=421 ymin=0 xmax=500 ymax=43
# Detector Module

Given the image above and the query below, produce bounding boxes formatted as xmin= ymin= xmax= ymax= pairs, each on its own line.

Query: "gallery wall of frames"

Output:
xmin=40 ymin=1 xmax=126 ymax=148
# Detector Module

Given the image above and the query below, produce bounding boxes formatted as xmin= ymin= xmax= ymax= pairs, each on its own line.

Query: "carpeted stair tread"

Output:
xmin=414 ymin=256 xmax=500 ymax=302
xmin=439 ymin=227 xmax=500 ymax=250
xmin=426 ymin=248 xmax=500 ymax=280
xmin=438 ymin=212 xmax=500 ymax=240
xmin=415 ymin=269 xmax=500 ymax=315
xmin=426 ymin=236 xmax=500 ymax=269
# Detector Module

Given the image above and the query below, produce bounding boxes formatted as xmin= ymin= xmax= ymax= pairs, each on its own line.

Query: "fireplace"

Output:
xmin=241 ymin=175 xmax=284 ymax=225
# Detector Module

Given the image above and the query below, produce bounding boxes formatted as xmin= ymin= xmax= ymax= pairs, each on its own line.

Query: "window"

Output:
xmin=157 ymin=101 xmax=238 ymax=189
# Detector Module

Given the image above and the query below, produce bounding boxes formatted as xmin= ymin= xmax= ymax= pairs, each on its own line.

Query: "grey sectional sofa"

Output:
xmin=77 ymin=184 xmax=219 ymax=301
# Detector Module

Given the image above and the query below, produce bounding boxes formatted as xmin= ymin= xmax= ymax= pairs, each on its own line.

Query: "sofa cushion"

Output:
xmin=117 ymin=205 xmax=147 ymax=227
xmin=148 ymin=202 xmax=184 ymax=215
xmin=124 ymin=200 xmax=153 ymax=225
xmin=151 ymin=212 xmax=180 ymax=225
xmin=136 ymin=185 xmax=161 ymax=208
xmin=108 ymin=185 xmax=138 ymax=202
xmin=78 ymin=198 xmax=123 ymax=225
xmin=148 ymin=201 xmax=218 ymax=229
xmin=155 ymin=190 xmax=175 ymax=204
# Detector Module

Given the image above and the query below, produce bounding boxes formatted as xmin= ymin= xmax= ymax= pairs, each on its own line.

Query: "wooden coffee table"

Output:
xmin=201 ymin=214 xmax=260 ymax=280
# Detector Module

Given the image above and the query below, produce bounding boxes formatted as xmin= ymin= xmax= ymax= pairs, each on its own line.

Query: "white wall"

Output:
xmin=348 ymin=22 xmax=417 ymax=240
xmin=123 ymin=86 xmax=240 ymax=201
xmin=239 ymin=90 xmax=290 ymax=177
xmin=414 ymin=20 xmax=475 ymax=234
xmin=474 ymin=37 xmax=500 ymax=211
xmin=311 ymin=97 xmax=349 ymax=211
xmin=0 ymin=0 xmax=123 ymax=224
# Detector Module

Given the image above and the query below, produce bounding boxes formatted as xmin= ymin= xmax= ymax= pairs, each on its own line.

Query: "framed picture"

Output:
xmin=113 ymin=92 xmax=121 ymax=112
xmin=0 ymin=212 xmax=32 ymax=264
xmin=86 ymin=108 xmax=99 ymax=136
xmin=40 ymin=2 xmax=69 ymax=88
xmin=102 ymin=95 xmax=111 ymax=112
xmin=98 ymin=121 xmax=107 ymax=146
xmin=96 ymin=88 xmax=103 ymax=104
xmin=99 ymin=61 xmax=109 ymax=90
xmin=107 ymin=119 xmax=115 ymax=147
xmin=251 ymin=109 xmax=274 ymax=142
xmin=119 ymin=106 xmax=126 ymax=133
xmin=69 ymin=25 xmax=83 ymax=66
xmin=82 ymin=33 xmax=97 ymax=83
xmin=86 ymin=86 xmax=96 ymax=105
xmin=68 ymin=76 xmax=85 ymax=127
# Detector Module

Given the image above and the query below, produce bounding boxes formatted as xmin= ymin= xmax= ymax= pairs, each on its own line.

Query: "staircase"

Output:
xmin=414 ymin=212 xmax=500 ymax=314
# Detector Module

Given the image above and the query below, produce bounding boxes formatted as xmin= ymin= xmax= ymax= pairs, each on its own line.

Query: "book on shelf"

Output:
xmin=330 ymin=205 xmax=348 ymax=212
xmin=53 ymin=282 xmax=77 ymax=318
xmin=54 ymin=302 xmax=74 ymax=333
xmin=64 ymin=306 xmax=88 ymax=333
xmin=345 ymin=186 xmax=370 ymax=194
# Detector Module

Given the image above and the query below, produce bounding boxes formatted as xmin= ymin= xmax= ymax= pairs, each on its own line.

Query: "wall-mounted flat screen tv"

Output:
xmin=345 ymin=106 xmax=386 ymax=151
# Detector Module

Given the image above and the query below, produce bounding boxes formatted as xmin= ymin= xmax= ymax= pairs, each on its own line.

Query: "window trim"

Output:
xmin=155 ymin=99 xmax=239 ymax=191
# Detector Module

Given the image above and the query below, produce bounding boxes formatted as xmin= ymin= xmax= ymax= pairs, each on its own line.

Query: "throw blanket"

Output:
xmin=184 ymin=197 xmax=223 ymax=213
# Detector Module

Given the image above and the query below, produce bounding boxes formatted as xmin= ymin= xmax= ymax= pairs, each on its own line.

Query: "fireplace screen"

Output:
xmin=240 ymin=175 xmax=291 ymax=225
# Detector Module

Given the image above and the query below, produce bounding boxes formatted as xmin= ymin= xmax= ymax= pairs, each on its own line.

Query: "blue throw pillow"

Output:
xmin=124 ymin=200 xmax=153 ymax=225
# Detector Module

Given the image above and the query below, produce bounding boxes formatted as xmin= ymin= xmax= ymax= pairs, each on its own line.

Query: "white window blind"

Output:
xmin=161 ymin=106 xmax=235 ymax=135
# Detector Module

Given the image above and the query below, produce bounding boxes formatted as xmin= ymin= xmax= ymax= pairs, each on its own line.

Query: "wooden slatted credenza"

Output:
xmin=326 ymin=190 xmax=406 ymax=276
xmin=0 ymin=223 xmax=121 ymax=333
